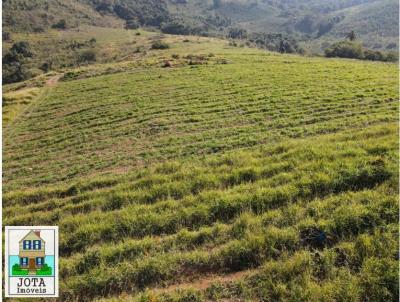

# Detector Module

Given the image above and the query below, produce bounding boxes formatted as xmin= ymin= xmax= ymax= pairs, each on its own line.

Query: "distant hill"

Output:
xmin=3 ymin=0 xmax=398 ymax=51
xmin=167 ymin=0 xmax=398 ymax=51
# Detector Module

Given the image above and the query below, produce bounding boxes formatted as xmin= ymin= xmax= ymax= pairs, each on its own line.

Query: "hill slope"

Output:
xmin=3 ymin=0 xmax=398 ymax=51
xmin=3 ymin=30 xmax=399 ymax=300
xmin=3 ymin=33 xmax=398 ymax=190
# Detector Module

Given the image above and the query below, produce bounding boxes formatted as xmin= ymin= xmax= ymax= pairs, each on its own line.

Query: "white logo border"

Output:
xmin=5 ymin=226 xmax=59 ymax=298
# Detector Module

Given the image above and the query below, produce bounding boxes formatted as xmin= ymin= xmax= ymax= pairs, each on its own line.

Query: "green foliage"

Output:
xmin=325 ymin=41 xmax=363 ymax=59
xmin=151 ymin=41 xmax=170 ymax=50
xmin=3 ymin=41 xmax=33 ymax=84
xmin=78 ymin=49 xmax=97 ymax=64
xmin=325 ymin=41 xmax=398 ymax=61
xmin=228 ymin=28 xmax=247 ymax=39
xmin=52 ymin=19 xmax=68 ymax=30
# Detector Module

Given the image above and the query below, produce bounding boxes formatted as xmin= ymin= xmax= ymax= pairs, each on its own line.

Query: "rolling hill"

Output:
xmin=3 ymin=0 xmax=399 ymax=51
xmin=2 ymin=25 xmax=399 ymax=301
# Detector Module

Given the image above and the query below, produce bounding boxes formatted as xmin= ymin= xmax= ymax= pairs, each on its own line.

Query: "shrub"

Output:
xmin=40 ymin=61 xmax=53 ymax=73
xmin=325 ymin=41 xmax=363 ymax=59
xmin=78 ymin=50 xmax=97 ymax=63
xmin=151 ymin=41 xmax=170 ymax=50
xmin=363 ymin=50 xmax=385 ymax=61
xmin=383 ymin=52 xmax=398 ymax=62
xmin=52 ymin=19 xmax=67 ymax=29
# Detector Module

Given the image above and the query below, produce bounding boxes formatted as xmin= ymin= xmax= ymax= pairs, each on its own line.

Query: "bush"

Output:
xmin=383 ymin=52 xmax=398 ymax=62
xmin=151 ymin=41 xmax=170 ymax=50
xmin=78 ymin=50 xmax=97 ymax=63
xmin=325 ymin=41 xmax=363 ymax=59
xmin=363 ymin=50 xmax=385 ymax=61
xmin=40 ymin=61 xmax=53 ymax=73
xmin=52 ymin=19 xmax=67 ymax=30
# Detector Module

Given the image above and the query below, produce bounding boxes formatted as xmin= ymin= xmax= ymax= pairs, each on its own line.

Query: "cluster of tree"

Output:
xmin=228 ymin=28 xmax=248 ymax=40
xmin=226 ymin=29 xmax=304 ymax=55
xmin=94 ymin=0 xmax=170 ymax=28
xmin=325 ymin=32 xmax=398 ymax=62
xmin=3 ymin=41 xmax=33 ymax=84
xmin=160 ymin=19 xmax=204 ymax=36
xmin=249 ymin=32 xmax=304 ymax=54
xmin=294 ymin=14 xmax=344 ymax=37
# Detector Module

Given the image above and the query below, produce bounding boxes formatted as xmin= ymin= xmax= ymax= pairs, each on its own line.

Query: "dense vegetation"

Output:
xmin=325 ymin=41 xmax=398 ymax=62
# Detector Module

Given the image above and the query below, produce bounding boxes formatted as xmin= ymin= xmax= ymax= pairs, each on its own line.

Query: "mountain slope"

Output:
xmin=2 ymin=0 xmax=122 ymax=32
xmin=3 ymin=0 xmax=398 ymax=51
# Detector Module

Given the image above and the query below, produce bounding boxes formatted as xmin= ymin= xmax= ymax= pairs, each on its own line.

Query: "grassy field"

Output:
xmin=3 ymin=28 xmax=399 ymax=301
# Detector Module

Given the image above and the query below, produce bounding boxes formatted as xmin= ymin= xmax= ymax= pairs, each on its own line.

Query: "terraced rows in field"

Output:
xmin=3 ymin=53 xmax=398 ymax=190
xmin=4 ymin=124 xmax=398 ymax=301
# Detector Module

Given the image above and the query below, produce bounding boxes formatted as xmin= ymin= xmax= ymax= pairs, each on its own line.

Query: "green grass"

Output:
xmin=3 ymin=43 xmax=398 ymax=190
xmin=4 ymin=123 xmax=398 ymax=301
xmin=3 ymin=30 xmax=399 ymax=301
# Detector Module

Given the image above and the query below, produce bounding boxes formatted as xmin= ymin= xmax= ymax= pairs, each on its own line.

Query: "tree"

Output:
xmin=345 ymin=30 xmax=356 ymax=41
xmin=228 ymin=28 xmax=247 ymax=39
xmin=3 ymin=41 xmax=34 ymax=84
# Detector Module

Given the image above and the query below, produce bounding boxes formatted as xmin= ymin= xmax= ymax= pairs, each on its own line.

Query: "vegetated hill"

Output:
xmin=3 ymin=0 xmax=398 ymax=51
xmin=2 ymin=0 xmax=123 ymax=32
xmin=2 ymin=29 xmax=399 ymax=301
xmin=3 ymin=0 xmax=172 ymax=32
xmin=3 ymin=33 xmax=398 ymax=190
xmin=325 ymin=0 xmax=399 ymax=48
xmin=167 ymin=0 xmax=398 ymax=51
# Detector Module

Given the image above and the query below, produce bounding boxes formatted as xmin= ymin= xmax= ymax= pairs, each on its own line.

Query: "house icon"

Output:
xmin=18 ymin=230 xmax=46 ymax=275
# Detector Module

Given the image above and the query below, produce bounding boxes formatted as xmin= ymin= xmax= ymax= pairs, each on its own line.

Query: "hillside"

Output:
xmin=2 ymin=26 xmax=399 ymax=301
xmin=311 ymin=0 xmax=399 ymax=51
xmin=3 ymin=0 xmax=399 ymax=52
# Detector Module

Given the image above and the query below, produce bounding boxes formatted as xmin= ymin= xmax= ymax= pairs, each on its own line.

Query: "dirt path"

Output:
xmin=152 ymin=270 xmax=254 ymax=295
xmin=45 ymin=74 xmax=62 ymax=87
xmin=4 ymin=74 xmax=63 ymax=136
